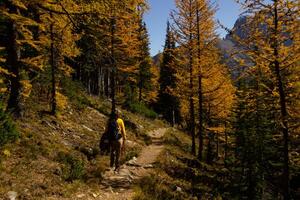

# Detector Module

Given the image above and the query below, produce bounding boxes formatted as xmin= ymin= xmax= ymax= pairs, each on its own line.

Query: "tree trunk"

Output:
xmin=188 ymin=0 xmax=196 ymax=155
xmin=110 ymin=16 xmax=116 ymax=114
xmin=224 ymin=120 xmax=228 ymax=165
xmin=104 ymin=69 xmax=109 ymax=97
xmin=196 ymin=5 xmax=204 ymax=160
xmin=6 ymin=19 xmax=22 ymax=118
xmin=206 ymin=132 xmax=213 ymax=164
xmin=273 ymin=2 xmax=289 ymax=199
xmin=50 ymin=12 xmax=57 ymax=115
xmin=189 ymin=45 xmax=196 ymax=155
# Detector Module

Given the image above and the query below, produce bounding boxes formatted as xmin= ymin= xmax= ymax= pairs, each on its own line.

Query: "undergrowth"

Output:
xmin=57 ymin=151 xmax=86 ymax=182
xmin=133 ymin=128 xmax=228 ymax=200
xmin=126 ymin=102 xmax=158 ymax=119
xmin=0 ymin=103 xmax=19 ymax=148
xmin=134 ymin=172 xmax=191 ymax=200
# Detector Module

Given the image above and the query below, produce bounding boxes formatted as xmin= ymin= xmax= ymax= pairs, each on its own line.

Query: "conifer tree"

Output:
xmin=194 ymin=0 xmax=217 ymax=160
xmin=38 ymin=0 xmax=81 ymax=115
xmin=171 ymin=0 xmax=197 ymax=155
xmin=137 ymin=20 xmax=152 ymax=102
xmin=230 ymin=0 xmax=299 ymax=198
xmin=172 ymin=0 xmax=235 ymax=158
xmin=104 ymin=0 xmax=148 ymax=113
xmin=0 ymin=0 xmax=43 ymax=117
xmin=157 ymin=21 xmax=180 ymax=125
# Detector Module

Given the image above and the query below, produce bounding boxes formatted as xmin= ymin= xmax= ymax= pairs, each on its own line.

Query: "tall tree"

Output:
xmin=157 ymin=21 xmax=180 ymax=125
xmin=100 ymin=0 xmax=148 ymax=114
xmin=230 ymin=0 xmax=299 ymax=198
xmin=38 ymin=0 xmax=81 ymax=115
xmin=194 ymin=0 xmax=217 ymax=160
xmin=137 ymin=20 xmax=152 ymax=102
xmin=0 ymin=0 xmax=43 ymax=117
xmin=171 ymin=0 xmax=197 ymax=155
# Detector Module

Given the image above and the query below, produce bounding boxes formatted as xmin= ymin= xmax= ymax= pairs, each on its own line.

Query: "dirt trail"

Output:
xmin=97 ymin=128 xmax=168 ymax=200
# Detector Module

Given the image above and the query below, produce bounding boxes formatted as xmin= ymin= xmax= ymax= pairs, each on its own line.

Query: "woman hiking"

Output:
xmin=107 ymin=112 xmax=126 ymax=171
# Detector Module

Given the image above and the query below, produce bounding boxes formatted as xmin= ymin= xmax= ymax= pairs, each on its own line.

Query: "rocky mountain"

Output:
xmin=217 ymin=16 xmax=251 ymax=80
xmin=152 ymin=16 xmax=250 ymax=78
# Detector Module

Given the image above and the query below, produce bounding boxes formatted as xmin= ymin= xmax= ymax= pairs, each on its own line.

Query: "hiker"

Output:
xmin=107 ymin=112 xmax=126 ymax=171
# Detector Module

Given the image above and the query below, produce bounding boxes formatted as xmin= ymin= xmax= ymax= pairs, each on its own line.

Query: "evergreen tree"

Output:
xmin=0 ymin=0 xmax=43 ymax=117
xmin=172 ymin=0 xmax=235 ymax=157
xmin=171 ymin=0 xmax=197 ymax=155
xmin=137 ymin=21 xmax=152 ymax=103
xmin=228 ymin=0 xmax=299 ymax=198
xmin=38 ymin=0 xmax=81 ymax=115
xmin=157 ymin=21 xmax=180 ymax=125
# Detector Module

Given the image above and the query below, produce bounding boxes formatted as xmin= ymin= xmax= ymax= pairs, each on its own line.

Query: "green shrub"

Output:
xmin=97 ymin=104 xmax=111 ymax=116
xmin=133 ymin=174 xmax=189 ymax=200
xmin=57 ymin=152 xmax=85 ymax=182
xmin=124 ymin=146 xmax=141 ymax=162
xmin=127 ymin=102 xmax=158 ymax=119
xmin=0 ymin=103 xmax=19 ymax=148
xmin=61 ymin=78 xmax=91 ymax=109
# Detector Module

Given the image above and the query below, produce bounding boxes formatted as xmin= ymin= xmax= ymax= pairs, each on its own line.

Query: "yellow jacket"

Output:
xmin=117 ymin=118 xmax=126 ymax=140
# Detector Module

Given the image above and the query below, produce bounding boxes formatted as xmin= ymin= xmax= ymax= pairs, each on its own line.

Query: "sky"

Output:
xmin=144 ymin=0 xmax=242 ymax=56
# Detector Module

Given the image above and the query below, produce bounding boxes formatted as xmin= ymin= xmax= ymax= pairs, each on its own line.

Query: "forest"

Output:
xmin=0 ymin=0 xmax=299 ymax=199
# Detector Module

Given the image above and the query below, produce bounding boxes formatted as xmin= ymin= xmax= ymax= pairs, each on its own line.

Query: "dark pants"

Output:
xmin=110 ymin=138 xmax=123 ymax=169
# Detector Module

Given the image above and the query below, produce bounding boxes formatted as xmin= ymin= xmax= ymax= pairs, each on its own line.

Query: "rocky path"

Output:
xmin=97 ymin=128 xmax=168 ymax=200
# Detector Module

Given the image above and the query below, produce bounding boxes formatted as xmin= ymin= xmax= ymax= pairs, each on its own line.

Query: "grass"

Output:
xmin=122 ymin=145 xmax=142 ymax=163
xmin=133 ymin=172 xmax=192 ymax=200
xmin=133 ymin=128 xmax=228 ymax=200
xmin=0 ymin=103 xmax=19 ymax=148
xmin=0 ymin=77 xmax=168 ymax=198
xmin=126 ymin=102 xmax=158 ymax=119
xmin=56 ymin=151 xmax=86 ymax=182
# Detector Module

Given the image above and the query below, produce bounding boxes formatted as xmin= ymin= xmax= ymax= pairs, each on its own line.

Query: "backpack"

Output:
xmin=99 ymin=131 xmax=110 ymax=155
xmin=107 ymin=120 xmax=122 ymax=141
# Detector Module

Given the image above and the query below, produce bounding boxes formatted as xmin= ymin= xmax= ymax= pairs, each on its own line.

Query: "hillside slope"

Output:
xmin=0 ymin=93 xmax=166 ymax=199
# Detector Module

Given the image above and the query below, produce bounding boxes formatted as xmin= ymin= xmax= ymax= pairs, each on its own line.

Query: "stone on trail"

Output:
xmin=76 ymin=193 xmax=85 ymax=198
xmin=127 ymin=156 xmax=141 ymax=167
xmin=92 ymin=193 xmax=99 ymax=197
xmin=143 ymin=164 xmax=154 ymax=168
xmin=7 ymin=191 xmax=18 ymax=200
xmin=176 ymin=186 xmax=182 ymax=192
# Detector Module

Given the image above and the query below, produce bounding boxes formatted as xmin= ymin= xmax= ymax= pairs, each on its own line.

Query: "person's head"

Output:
xmin=109 ymin=111 xmax=120 ymax=121
xmin=115 ymin=112 xmax=119 ymax=119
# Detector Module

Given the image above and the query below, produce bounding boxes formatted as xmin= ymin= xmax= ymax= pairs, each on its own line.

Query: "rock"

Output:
xmin=82 ymin=125 xmax=94 ymax=132
xmin=176 ymin=186 xmax=182 ymax=192
xmin=42 ymin=120 xmax=56 ymax=130
xmin=79 ymin=146 xmax=97 ymax=160
xmin=138 ymin=124 xmax=144 ymax=129
xmin=76 ymin=193 xmax=85 ymax=198
xmin=7 ymin=191 xmax=18 ymax=200
xmin=127 ymin=157 xmax=141 ymax=167
xmin=143 ymin=164 xmax=154 ymax=169
xmin=87 ymin=107 xmax=107 ymax=119
xmin=92 ymin=193 xmax=98 ymax=197
xmin=118 ymin=168 xmax=131 ymax=176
